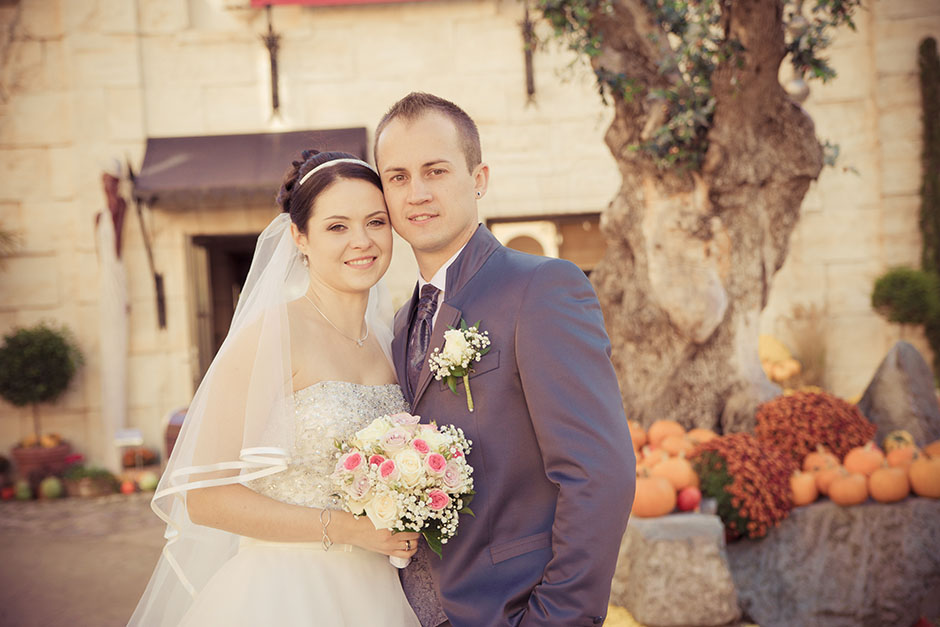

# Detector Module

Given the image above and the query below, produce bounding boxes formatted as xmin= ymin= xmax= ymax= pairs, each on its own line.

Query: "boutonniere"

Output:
xmin=428 ymin=319 xmax=491 ymax=412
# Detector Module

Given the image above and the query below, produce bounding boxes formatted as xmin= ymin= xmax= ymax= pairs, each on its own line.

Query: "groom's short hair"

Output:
xmin=375 ymin=92 xmax=482 ymax=172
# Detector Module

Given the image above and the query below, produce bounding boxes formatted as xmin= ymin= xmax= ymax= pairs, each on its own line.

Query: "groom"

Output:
xmin=375 ymin=92 xmax=635 ymax=627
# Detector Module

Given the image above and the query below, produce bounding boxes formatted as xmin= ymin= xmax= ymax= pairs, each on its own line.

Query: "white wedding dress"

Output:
xmin=178 ymin=381 xmax=420 ymax=626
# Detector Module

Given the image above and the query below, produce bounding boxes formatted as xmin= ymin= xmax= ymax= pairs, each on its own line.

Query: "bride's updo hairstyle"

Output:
xmin=276 ymin=149 xmax=382 ymax=232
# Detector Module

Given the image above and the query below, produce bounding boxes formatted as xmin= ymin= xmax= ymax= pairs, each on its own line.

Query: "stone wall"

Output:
xmin=0 ymin=0 xmax=931 ymax=464
xmin=761 ymin=0 xmax=940 ymax=398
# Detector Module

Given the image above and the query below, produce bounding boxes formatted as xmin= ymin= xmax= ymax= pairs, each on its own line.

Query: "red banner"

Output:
xmin=251 ymin=0 xmax=437 ymax=6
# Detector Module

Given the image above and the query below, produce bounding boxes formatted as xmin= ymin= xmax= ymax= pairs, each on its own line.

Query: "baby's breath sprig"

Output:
xmin=428 ymin=319 xmax=491 ymax=412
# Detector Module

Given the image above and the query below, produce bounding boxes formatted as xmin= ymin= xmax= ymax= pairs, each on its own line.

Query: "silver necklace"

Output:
xmin=303 ymin=294 xmax=369 ymax=347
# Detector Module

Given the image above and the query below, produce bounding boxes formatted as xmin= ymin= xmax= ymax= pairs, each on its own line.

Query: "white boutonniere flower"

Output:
xmin=428 ymin=319 xmax=491 ymax=412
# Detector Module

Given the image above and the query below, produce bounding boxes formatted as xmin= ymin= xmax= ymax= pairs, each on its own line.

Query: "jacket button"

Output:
xmin=593 ymin=617 xmax=604 ymax=624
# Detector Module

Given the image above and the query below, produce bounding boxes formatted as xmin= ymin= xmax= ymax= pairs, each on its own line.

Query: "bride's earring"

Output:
xmin=301 ymin=253 xmax=308 ymax=268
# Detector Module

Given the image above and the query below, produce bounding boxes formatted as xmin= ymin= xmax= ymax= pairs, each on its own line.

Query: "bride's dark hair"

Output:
xmin=276 ymin=150 xmax=381 ymax=231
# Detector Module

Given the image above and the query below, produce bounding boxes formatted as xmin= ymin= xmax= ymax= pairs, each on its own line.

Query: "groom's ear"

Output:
xmin=473 ymin=162 xmax=490 ymax=199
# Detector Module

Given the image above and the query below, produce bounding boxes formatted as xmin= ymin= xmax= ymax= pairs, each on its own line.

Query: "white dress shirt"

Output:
xmin=417 ymin=244 xmax=467 ymax=329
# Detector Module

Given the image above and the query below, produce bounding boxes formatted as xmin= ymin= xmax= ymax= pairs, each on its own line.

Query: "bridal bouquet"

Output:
xmin=331 ymin=412 xmax=474 ymax=566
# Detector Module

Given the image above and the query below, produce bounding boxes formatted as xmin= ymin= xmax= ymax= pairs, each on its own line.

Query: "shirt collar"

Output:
xmin=417 ymin=244 xmax=467 ymax=295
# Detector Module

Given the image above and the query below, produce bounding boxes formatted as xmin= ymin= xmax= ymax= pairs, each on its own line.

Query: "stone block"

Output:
xmin=727 ymin=499 xmax=940 ymax=627
xmin=824 ymin=313 xmax=892 ymax=398
xmin=858 ymin=341 xmax=940 ymax=447
xmin=0 ymin=92 xmax=71 ymax=146
xmin=70 ymin=36 xmax=141 ymax=88
xmin=798 ymin=206 xmax=880 ymax=264
xmin=138 ymin=0 xmax=189 ymax=35
xmin=809 ymin=45 xmax=872 ymax=104
xmin=0 ymin=255 xmax=59 ymax=309
xmin=20 ymin=0 xmax=63 ymax=39
xmin=106 ymin=87 xmax=146 ymax=141
xmin=611 ymin=514 xmax=740 ymax=627
xmin=875 ymin=73 xmax=920 ymax=109
xmin=881 ymin=194 xmax=922 ymax=267
xmin=143 ymin=86 xmax=204 ymax=136
xmin=15 ymin=200 xmax=74 ymax=255
xmin=49 ymin=146 xmax=77 ymax=201
xmin=825 ymin=259 xmax=884 ymax=314
xmin=202 ymin=83 xmax=267 ymax=133
xmin=874 ymin=19 xmax=940 ymax=76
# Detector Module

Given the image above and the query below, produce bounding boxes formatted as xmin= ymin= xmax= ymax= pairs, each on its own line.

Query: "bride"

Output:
xmin=130 ymin=151 xmax=422 ymax=626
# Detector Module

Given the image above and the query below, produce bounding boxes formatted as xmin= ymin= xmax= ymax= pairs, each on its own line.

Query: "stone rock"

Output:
xmin=858 ymin=341 xmax=940 ymax=447
xmin=726 ymin=498 xmax=940 ymax=627
xmin=611 ymin=514 xmax=740 ymax=627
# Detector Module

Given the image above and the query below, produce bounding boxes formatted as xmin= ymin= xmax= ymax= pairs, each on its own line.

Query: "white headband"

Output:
xmin=297 ymin=158 xmax=376 ymax=188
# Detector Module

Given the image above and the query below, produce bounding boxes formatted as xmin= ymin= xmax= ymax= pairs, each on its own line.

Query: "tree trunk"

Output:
xmin=590 ymin=0 xmax=823 ymax=432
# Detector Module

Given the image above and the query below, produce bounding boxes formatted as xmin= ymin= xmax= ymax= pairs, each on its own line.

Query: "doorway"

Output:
xmin=189 ymin=234 xmax=258 ymax=384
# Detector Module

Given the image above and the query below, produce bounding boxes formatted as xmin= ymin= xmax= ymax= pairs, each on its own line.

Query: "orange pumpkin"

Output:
xmin=882 ymin=430 xmax=916 ymax=453
xmin=843 ymin=442 xmax=884 ymax=476
xmin=815 ymin=464 xmax=843 ymax=495
xmin=868 ymin=465 xmax=909 ymax=503
xmin=628 ymin=421 xmax=647 ymax=450
xmin=790 ymin=470 xmax=818 ymax=506
xmin=632 ymin=474 xmax=677 ymax=518
xmin=640 ymin=445 xmax=668 ymax=468
xmin=828 ymin=470 xmax=868 ymax=506
xmin=647 ymin=420 xmax=685 ymax=448
xmin=886 ymin=446 xmax=918 ymax=471
xmin=686 ymin=428 xmax=718 ymax=445
xmin=803 ymin=445 xmax=839 ymax=473
xmin=924 ymin=440 xmax=940 ymax=457
xmin=651 ymin=455 xmax=697 ymax=491
xmin=661 ymin=434 xmax=694 ymax=458
xmin=909 ymin=452 xmax=940 ymax=498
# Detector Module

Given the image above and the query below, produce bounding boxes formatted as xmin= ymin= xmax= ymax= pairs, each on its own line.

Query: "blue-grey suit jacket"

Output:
xmin=394 ymin=225 xmax=635 ymax=627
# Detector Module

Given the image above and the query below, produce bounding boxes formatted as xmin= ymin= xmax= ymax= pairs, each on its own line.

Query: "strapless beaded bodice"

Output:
xmin=245 ymin=381 xmax=408 ymax=509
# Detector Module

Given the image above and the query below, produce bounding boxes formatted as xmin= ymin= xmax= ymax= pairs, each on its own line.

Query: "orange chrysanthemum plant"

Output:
xmin=755 ymin=391 xmax=876 ymax=464
xmin=691 ymin=433 xmax=796 ymax=540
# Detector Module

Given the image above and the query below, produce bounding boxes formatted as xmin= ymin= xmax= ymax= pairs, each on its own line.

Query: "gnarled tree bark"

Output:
xmin=589 ymin=0 xmax=823 ymax=432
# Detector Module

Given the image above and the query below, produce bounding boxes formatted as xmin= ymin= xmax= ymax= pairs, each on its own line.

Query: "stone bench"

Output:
xmin=611 ymin=513 xmax=741 ymax=627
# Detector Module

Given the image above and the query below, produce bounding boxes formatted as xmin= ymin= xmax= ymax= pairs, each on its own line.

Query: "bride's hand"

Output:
xmin=345 ymin=515 xmax=420 ymax=560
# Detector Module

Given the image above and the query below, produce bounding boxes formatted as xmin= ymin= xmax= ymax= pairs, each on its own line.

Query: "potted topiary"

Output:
xmin=0 ymin=322 xmax=83 ymax=481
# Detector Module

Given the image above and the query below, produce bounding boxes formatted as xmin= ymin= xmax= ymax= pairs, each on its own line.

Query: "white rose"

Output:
xmin=364 ymin=493 xmax=399 ymax=530
xmin=441 ymin=329 xmax=470 ymax=363
xmin=419 ymin=425 xmax=448 ymax=451
xmin=354 ymin=418 xmax=391 ymax=446
xmin=393 ymin=448 xmax=424 ymax=487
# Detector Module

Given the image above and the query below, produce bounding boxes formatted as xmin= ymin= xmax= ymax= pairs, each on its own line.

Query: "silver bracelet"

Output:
xmin=320 ymin=508 xmax=333 ymax=551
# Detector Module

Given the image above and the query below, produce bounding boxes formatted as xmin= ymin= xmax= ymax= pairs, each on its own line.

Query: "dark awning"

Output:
xmin=133 ymin=128 xmax=368 ymax=208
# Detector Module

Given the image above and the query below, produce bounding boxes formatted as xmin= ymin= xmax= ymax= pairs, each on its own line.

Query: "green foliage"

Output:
xmin=693 ymin=450 xmax=750 ymax=537
xmin=0 ymin=322 xmax=84 ymax=407
xmin=535 ymin=0 xmax=862 ymax=172
xmin=63 ymin=464 xmax=118 ymax=483
xmin=920 ymin=37 xmax=940 ymax=279
xmin=872 ymin=268 xmax=940 ymax=325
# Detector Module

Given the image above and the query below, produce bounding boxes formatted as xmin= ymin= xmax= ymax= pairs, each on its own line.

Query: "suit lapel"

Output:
xmin=412 ymin=302 xmax=461 ymax=407
xmin=392 ymin=284 xmax=419 ymax=403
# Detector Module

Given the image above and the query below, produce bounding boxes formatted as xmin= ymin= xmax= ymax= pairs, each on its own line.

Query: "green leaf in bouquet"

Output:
xmin=422 ymin=528 xmax=444 ymax=559
xmin=447 ymin=377 xmax=458 ymax=395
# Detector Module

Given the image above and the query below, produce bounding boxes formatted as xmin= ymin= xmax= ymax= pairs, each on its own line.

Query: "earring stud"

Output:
xmin=476 ymin=191 xmax=482 ymax=198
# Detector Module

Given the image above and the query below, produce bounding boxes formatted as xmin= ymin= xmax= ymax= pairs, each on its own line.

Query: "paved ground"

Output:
xmin=0 ymin=493 xmax=165 ymax=627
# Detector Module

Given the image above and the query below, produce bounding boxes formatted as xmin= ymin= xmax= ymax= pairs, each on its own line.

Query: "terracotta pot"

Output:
xmin=11 ymin=442 xmax=72 ymax=479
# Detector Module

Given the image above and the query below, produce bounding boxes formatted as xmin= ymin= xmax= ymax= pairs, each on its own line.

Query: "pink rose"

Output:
xmin=341 ymin=452 xmax=363 ymax=472
xmin=412 ymin=439 xmax=430 ymax=455
xmin=390 ymin=412 xmax=420 ymax=426
xmin=369 ymin=454 xmax=386 ymax=466
xmin=428 ymin=490 xmax=451 ymax=511
xmin=381 ymin=427 xmax=410 ymax=451
xmin=379 ymin=459 xmax=399 ymax=481
xmin=346 ymin=474 xmax=372 ymax=500
xmin=442 ymin=461 xmax=464 ymax=491
xmin=425 ymin=453 xmax=447 ymax=475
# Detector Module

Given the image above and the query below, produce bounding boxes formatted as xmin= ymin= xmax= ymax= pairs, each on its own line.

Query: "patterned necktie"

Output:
xmin=407 ymin=284 xmax=441 ymax=396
